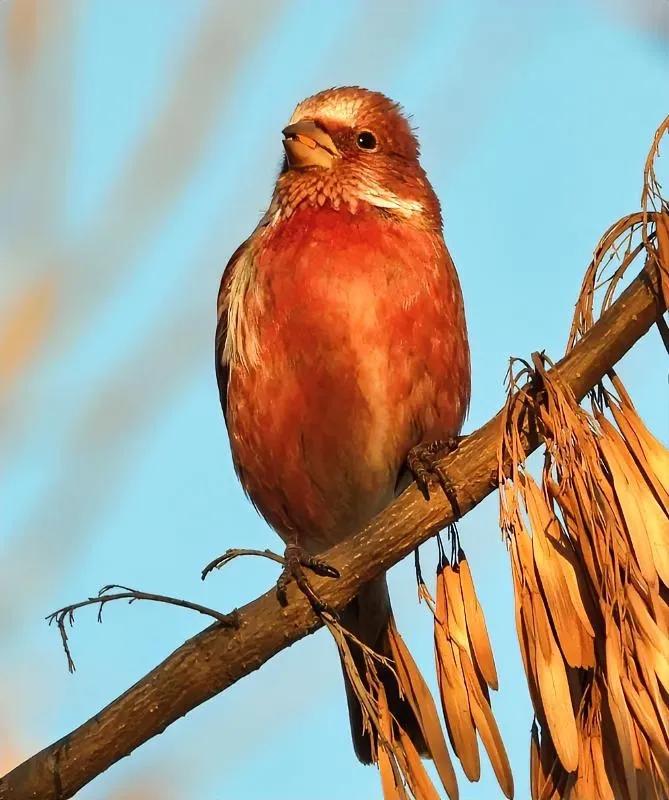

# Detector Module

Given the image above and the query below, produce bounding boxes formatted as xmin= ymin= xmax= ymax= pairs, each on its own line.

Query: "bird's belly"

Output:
xmin=226 ymin=209 xmax=469 ymax=551
xmin=228 ymin=312 xmax=404 ymax=551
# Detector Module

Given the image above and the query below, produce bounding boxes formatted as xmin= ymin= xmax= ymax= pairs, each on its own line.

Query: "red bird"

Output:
xmin=216 ymin=87 xmax=470 ymax=763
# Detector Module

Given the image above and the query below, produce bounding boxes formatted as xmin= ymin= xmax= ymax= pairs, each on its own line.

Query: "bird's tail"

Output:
xmin=339 ymin=574 xmax=459 ymax=800
xmin=340 ymin=576 xmax=427 ymax=763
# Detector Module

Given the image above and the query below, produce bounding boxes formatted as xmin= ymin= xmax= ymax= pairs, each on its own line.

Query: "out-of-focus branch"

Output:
xmin=0 ymin=259 xmax=664 ymax=800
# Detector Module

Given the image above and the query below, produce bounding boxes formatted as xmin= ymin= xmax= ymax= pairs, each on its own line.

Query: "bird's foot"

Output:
xmin=201 ymin=544 xmax=339 ymax=616
xmin=276 ymin=543 xmax=340 ymax=615
xmin=407 ymin=436 xmax=465 ymax=501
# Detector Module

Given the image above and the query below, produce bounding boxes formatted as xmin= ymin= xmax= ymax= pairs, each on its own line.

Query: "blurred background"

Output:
xmin=1 ymin=1 xmax=667 ymax=798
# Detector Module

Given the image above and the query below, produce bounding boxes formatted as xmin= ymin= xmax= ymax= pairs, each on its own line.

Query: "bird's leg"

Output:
xmin=276 ymin=541 xmax=340 ymax=615
xmin=407 ymin=436 xmax=465 ymax=501
xmin=202 ymin=545 xmax=339 ymax=615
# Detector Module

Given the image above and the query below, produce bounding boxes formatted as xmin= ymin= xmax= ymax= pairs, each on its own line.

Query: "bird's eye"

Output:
xmin=356 ymin=130 xmax=378 ymax=151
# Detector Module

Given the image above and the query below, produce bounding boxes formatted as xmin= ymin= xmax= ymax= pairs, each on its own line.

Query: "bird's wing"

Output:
xmin=215 ymin=240 xmax=248 ymax=425
xmin=215 ymin=216 xmax=270 ymax=424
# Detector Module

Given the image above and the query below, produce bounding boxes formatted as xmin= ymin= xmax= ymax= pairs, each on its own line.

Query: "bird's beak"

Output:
xmin=282 ymin=119 xmax=338 ymax=169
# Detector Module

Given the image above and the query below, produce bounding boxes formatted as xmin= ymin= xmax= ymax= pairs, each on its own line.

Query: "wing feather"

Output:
xmin=215 ymin=209 xmax=275 ymax=422
xmin=215 ymin=230 xmax=260 ymax=425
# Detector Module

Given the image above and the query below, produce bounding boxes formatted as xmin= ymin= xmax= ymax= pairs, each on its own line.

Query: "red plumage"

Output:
xmin=216 ymin=87 xmax=470 ymax=763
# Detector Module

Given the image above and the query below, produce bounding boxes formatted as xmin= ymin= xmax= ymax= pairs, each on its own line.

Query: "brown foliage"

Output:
xmin=499 ymin=115 xmax=669 ymax=800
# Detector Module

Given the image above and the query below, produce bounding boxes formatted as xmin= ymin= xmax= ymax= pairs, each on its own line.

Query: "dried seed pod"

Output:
xmin=387 ymin=617 xmax=459 ymax=800
xmin=377 ymin=685 xmax=407 ymax=800
xmin=432 ymin=555 xmax=512 ymax=796
xmin=459 ymin=648 xmax=514 ymax=798
xmin=325 ymin=614 xmax=445 ymax=800
xmin=530 ymin=721 xmax=541 ymax=800
xmin=458 ymin=553 xmax=498 ymax=690
xmin=606 ymin=384 xmax=669 ymax=517
xmin=434 ymin=622 xmax=479 ymax=781
xmin=398 ymin=727 xmax=442 ymax=800
xmin=523 ymin=477 xmax=592 ymax=668
xmin=500 ymin=318 xmax=669 ymax=796
xmin=598 ymin=415 xmax=668 ymax=588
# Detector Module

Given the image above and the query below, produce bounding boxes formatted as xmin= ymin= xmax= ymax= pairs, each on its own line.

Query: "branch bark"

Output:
xmin=1 ymin=265 xmax=665 ymax=800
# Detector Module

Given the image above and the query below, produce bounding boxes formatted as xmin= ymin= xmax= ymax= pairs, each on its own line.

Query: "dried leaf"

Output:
xmin=615 ymin=391 xmax=669 ymax=504
xmin=536 ymin=729 xmax=565 ymax=800
xmin=633 ymin=641 xmax=669 ymax=743
xmin=606 ymin=388 xmax=669 ymax=517
xmin=622 ymin=673 xmax=669 ymax=778
xmin=600 ymin=703 xmax=635 ymax=800
xmin=571 ymin=732 xmax=595 ymax=800
xmin=530 ymin=595 xmax=579 ymax=773
xmin=387 ymin=619 xmax=459 ymax=800
xmin=549 ymin=535 xmax=596 ymax=641
xmin=434 ymin=625 xmax=480 ymax=781
xmin=498 ymin=216 xmax=669 ymax=794
xmin=599 ymin=413 xmax=669 ymax=587
xmin=627 ymin=585 xmax=669 ymax=694
xmin=398 ymin=726 xmax=442 ymax=800
xmin=509 ymin=538 xmax=544 ymax=717
xmin=589 ymin=732 xmax=616 ymax=800
xmin=604 ymin=623 xmax=638 ymax=798
xmin=460 ymin=648 xmax=514 ymax=798
xmin=598 ymin=433 xmax=658 ymax=591
xmin=442 ymin=565 xmax=471 ymax=657
xmin=524 ymin=478 xmax=587 ymax=668
xmin=378 ymin=685 xmax=406 ymax=800
xmin=458 ymin=554 xmax=498 ymax=690
xmin=530 ymin=721 xmax=541 ymax=800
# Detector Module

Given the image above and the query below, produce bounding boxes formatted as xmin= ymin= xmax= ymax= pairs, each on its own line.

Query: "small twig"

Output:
xmin=436 ymin=531 xmax=446 ymax=568
xmin=448 ymin=523 xmax=461 ymax=564
xmin=655 ymin=313 xmax=669 ymax=355
xmin=413 ymin=548 xmax=425 ymax=598
xmin=322 ymin=610 xmax=401 ymax=763
xmin=201 ymin=547 xmax=286 ymax=581
xmin=47 ymin=585 xmax=239 ymax=672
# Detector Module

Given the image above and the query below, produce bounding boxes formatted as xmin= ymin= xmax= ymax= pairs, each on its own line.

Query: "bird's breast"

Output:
xmin=226 ymin=205 xmax=469 ymax=548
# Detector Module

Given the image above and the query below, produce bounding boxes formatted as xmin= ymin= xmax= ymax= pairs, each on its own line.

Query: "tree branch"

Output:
xmin=0 ymin=265 xmax=664 ymax=800
xmin=46 ymin=585 xmax=239 ymax=673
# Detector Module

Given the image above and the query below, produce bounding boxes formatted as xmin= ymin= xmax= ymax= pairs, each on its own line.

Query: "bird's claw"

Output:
xmin=276 ymin=543 xmax=340 ymax=615
xmin=407 ymin=436 xmax=464 ymax=501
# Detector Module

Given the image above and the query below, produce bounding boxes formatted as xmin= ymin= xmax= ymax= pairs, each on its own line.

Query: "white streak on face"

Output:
xmin=357 ymin=184 xmax=424 ymax=217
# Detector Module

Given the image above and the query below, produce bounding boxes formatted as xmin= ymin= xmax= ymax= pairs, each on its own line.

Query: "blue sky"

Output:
xmin=1 ymin=2 xmax=668 ymax=798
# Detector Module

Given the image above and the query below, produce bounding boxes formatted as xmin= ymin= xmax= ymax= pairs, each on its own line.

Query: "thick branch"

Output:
xmin=0 ymin=266 xmax=664 ymax=800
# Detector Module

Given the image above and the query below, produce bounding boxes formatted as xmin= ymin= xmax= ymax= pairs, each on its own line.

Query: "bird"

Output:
xmin=215 ymin=86 xmax=471 ymax=765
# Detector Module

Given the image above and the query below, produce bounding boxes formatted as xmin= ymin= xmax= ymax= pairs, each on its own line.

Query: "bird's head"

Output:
xmin=274 ymin=87 xmax=441 ymax=228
